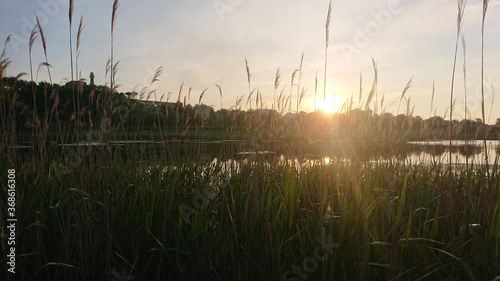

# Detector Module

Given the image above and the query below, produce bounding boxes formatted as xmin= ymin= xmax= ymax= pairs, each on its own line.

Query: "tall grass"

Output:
xmin=2 ymin=153 xmax=499 ymax=280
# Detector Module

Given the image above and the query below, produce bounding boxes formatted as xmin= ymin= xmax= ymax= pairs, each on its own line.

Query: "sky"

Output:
xmin=0 ymin=0 xmax=499 ymax=122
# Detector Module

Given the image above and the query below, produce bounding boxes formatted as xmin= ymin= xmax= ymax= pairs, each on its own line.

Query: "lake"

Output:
xmin=11 ymin=139 xmax=500 ymax=166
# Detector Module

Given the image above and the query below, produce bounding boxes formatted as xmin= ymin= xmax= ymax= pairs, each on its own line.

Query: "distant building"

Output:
xmin=284 ymin=112 xmax=296 ymax=121
xmin=254 ymin=109 xmax=277 ymax=116
xmin=64 ymin=80 xmax=87 ymax=88
xmin=138 ymin=100 xmax=173 ymax=112
xmin=195 ymin=104 xmax=213 ymax=118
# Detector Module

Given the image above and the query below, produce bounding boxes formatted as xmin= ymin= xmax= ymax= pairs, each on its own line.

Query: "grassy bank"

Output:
xmin=1 ymin=148 xmax=500 ymax=280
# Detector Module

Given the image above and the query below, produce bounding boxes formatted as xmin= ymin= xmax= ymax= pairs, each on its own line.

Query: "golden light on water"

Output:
xmin=323 ymin=156 xmax=331 ymax=165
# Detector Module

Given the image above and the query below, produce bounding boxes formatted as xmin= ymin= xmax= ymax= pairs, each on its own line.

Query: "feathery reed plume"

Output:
xmin=29 ymin=25 xmax=37 ymax=90
xmin=274 ymin=68 xmax=281 ymax=111
xmin=35 ymin=14 xmax=52 ymax=84
xmin=296 ymin=52 xmax=304 ymax=113
xmin=290 ymin=69 xmax=298 ymax=113
xmin=28 ymin=25 xmax=38 ymax=158
xmin=76 ymin=16 xmax=85 ymax=130
xmin=77 ymin=16 xmax=84 ymax=54
xmin=298 ymin=88 xmax=306 ymax=112
xmin=259 ymin=90 xmax=263 ymax=109
xmin=365 ymin=59 xmax=377 ymax=112
xmin=215 ymin=84 xmax=223 ymax=110
xmin=358 ymin=73 xmax=363 ymax=105
xmin=449 ymin=0 xmax=466 ymax=169
xmin=430 ymin=81 xmax=435 ymax=117
xmin=487 ymin=83 xmax=495 ymax=124
xmin=188 ymin=87 xmax=192 ymax=105
xmin=371 ymin=58 xmax=378 ymax=114
xmin=199 ymin=88 xmax=207 ymax=105
xmin=235 ymin=95 xmax=244 ymax=110
xmin=481 ymin=0 xmax=489 ymax=170
xmin=0 ymin=37 xmax=11 ymax=80
xmin=397 ymin=77 xmax=413 ymax=116
xmin=461 ymin=35 xmax=469 ymax=170
xmin=245 ymin=57 xmax=253 ymax=109
xmin=216 ymin=84 xmax=224 ymax=129
xmin=278 ymin=86 xmax=286 ymax=113
xmin=147 ymin=66 xmax=163 ymax=102
xmin=246 ymin=89 xmax=255 ymax=109
xmin=68 ymin=0 xmax=80 ymax=148
xmin=177 ymin=82 xmax=184 ymax=103
xmin=151 ymin=66 xmax=163 ymax=85
xmin=112 ymin=0 xmax=119 ymax=33
xmin=1 ymin=35 xmax=11 ymax=60
xmin=184 ymin=87 xmax=193 ymax=107
xmin=380 ymin=92 xmax=385 ymax=113
xmin=324 ymin=0 xmax=333 ymax=105
xmin=256 ymin=89 xmax=262 ymax=109
xmin=69 ymin=0 xmax=74 ymax=25
xmin=314 ymin=71 xmax=318 ymax=111
xmin=110 ymin=0 xmax=120 ymax=121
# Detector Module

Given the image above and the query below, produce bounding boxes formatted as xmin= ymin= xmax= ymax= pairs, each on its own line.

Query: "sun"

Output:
xmin=316 ymin=95 xmax=338 ymax=114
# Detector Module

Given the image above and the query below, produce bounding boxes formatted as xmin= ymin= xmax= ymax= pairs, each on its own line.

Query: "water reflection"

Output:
xmin=406 ymin=140 xmax=499 ymax=166
xmin=219 ymin=140 xmax=499 ymax=166
xmin=12 ymin=139 xmax=499 ymax=166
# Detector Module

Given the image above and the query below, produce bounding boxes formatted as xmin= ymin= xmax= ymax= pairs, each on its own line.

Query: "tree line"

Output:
xmin=1 ymin=78 xmax=500 ymax=143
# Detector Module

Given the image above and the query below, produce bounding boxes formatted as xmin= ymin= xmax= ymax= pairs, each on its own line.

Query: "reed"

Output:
xmin=461 ymin=35 xmax=469 ymax=170
xmin=273 ymin=68 xmax=281 ymax=111
xmin=323 ymin=0 xmax=332 ymax=106
xmin=296 ymin=53 xmax=304 ymax=113
xmin=245 ymin=57 xmax=253 ymax=110
xmin=314 ymin=70 xmax=318 ymax=111
xmin=481 ymin=0 xmax=489 ymax=173
xmin=449 ymin=0 xmax=466 ymax=168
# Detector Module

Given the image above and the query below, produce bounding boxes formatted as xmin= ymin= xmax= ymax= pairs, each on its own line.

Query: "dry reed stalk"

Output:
xmin=298 ymin=88 xmax=306 ymax=112
xmin=245 ymin=57 xmax=253 ymax=110
xmin=296 ymin=53 xmax=304 ymax=113
xmin=177 ymin=82 xmax=184 ymax=103
xmin=430 ymin=82 xmax=435 ymax=117
xmin=278 ymin=86 xmax=286 ymax=113
xmin=187 ymin=87 xmax=192 ymax=105
xmin=449 ymin=0 xmax=466 ymax=169
xmin=324 ymin=0 xmax=332 ymax=105
xmin=109 ymin=0 xmax=119 ymax=141
xmin=246 ymin=89 xmax=255 ymax=109
xmin=460 ymin=35 xmax=470 ymax=170
xmin=274 ymin=68 xmax=281 ymax=111
xmin=397 ymin=77 xmax=413 ymax=116
xmin=35 ymin=14 xmax=52 ymax=84
xmin=314 ymin=71 xmax=318 ymax=111
xmin=358 ymin=73 xmax=363 ymax=106
xmin=290 ymin=69 xmax=298 ymax=113
xmin=256 ymin=89 xmax=262 ymax=109
xmin=481 ymin=0 xmax=489 ymax=171
xmin=28 ymin=25 xmax=38 ymax=165
xmin=365 ymin=59 xmax=377 ymax=112
xmin=76 ymin=16 xmax=86 ymax=131
xmin=199 ymin=88 xmax=207 ymax=105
